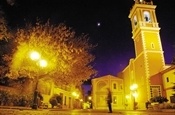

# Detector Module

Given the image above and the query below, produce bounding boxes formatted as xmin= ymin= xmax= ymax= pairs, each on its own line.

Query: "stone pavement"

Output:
xmin=0 ymin=109 xmax=122 ymax=115
xmin=0 ymin=107 xmax=175 ymax=115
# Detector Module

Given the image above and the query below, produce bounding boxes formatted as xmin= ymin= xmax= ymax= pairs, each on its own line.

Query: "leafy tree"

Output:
xmin=0 ymin=8 xmax=14 ymax=85
xmin=7 ymin=21 xmax=97 ymax=90
xmin=0 ymin=8 xmax=10 ymax=40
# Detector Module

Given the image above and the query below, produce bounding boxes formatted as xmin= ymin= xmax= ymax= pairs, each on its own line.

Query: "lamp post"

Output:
xmin=88 ymin=96 xmax=92 ymax=109
xmin=30 ymin=51 xmax=47 ymax=109
xmin=130 ymin=84 xmax=138 ymax=110
xmin=125 ymin=95 xmax=130 ymax=109
xmin=72 ymin=91 xmax=80 ymax=109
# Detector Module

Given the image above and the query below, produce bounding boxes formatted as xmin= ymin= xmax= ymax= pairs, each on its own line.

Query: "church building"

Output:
xmin=92 ymin=75 xmax=124 ymax=110
xmin=92 ymin=0 xmax=175 ymax=110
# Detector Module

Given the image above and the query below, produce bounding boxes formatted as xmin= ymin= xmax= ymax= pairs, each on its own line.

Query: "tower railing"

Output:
xmin=133 ymin=21 xmax=159 ymax=33
xmin=134 ymin=0 xmax=153 ymax=5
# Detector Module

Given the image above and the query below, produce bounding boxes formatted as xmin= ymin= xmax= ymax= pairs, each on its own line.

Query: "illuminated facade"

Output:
xmin=92 ymin=75 xmax=124 ymax=110
xmin=120 ymin=0 xmax=174 ymax=110
xmin=91 ymin=0 xmax=175 ymax=110
xmin=37 ymin=81 xmax=82 ymax=109
xmin=161 ymin=66 xmax=175 ymax=103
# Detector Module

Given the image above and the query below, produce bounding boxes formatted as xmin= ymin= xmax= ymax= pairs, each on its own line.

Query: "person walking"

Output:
xmin=107 ymin=88 xmax=112 ymax=113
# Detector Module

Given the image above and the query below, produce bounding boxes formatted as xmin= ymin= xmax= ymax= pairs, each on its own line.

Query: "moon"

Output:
xmin=97 ymin=22 xmax=101 ymax=27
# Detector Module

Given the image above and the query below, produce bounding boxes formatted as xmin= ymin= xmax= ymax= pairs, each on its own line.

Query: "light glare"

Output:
xmin=30 ymin=51 xmax=40 ymax=60
xmin=39 ymin=59 xmax=47 ymax=67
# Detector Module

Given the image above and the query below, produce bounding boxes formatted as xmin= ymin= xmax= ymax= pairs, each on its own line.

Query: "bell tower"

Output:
xmin=128 ymin=0 xmax=165 ymax=106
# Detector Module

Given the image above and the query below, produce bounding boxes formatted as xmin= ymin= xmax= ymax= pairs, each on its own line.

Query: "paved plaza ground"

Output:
xmin=0 ymin=107 xmax=175 ymax=115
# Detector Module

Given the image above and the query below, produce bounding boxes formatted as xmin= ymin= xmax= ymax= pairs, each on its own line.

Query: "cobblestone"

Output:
xmin=0 ymin=109 xmax=58 ymax=115
xmin=1 ymin=108 xmax=175 ymax=115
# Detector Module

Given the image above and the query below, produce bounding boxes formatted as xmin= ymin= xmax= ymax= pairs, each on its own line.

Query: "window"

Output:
xmin=170 ymin=96 xmax=175 ymax=103
xmin=151 ymin=43 xmax=155 ymax=49
xmin=134 ymin=15 xmax=137 ymax=25
xmin=150 ymin=85 xmax=161 ymax=98
xmin=143 ymin=11 xmax=151 ymax=22
xmin=120 ymin=85 xmax=123 ymax=90
xmin=166 ymin=77 xmax=169 ymax=82
xmin=64 ymin=96 xmax=66 ymax=105
xmin=97 ymin=81 xmax=107 ymax=91
xmin=113 ymin=83 xmax=116 ymax=89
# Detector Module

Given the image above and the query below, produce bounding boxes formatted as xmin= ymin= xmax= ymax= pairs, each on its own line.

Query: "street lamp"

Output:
xmin=30 ymin=51 xmax=40 ymax=60
xmin=88 ymin=96 xmax=92 ymax=101
xmin=39 ymin=59 xmax=47 ymax=68
xmin=72 ymin=91 xmax=79 ymax=99
xmin=125 ymin=95 xmax=130 ymax=109
xmin=30 ymin=51 xmax=47 ymax=109
xmin=130 ymin=84 xmax=138 ymax=110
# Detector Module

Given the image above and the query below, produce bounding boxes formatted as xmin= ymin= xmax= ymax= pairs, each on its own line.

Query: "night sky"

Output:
xmin=1 ymin=0 xmax=175 ymax=77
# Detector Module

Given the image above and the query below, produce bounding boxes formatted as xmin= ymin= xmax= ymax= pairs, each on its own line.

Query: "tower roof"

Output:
xmin=134 ymin=0 xmax=153 ymax=5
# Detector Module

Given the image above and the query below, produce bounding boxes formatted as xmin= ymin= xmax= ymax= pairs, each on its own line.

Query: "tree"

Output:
xmin=0 ymin=9 xmax=10 ymax=40
xmin=0 ymin=8 xmax=14 ymax=85
xmin=7 ymin=21 xmax=97 ymax=89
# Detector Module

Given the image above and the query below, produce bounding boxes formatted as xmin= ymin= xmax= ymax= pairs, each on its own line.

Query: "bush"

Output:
xmin=0 ymin=90 xmax=9 ymax=105
xmin=0 ymin=90 xmax=33 ymax=107
xmin=150 ymin=96 xmax=168 ymax=104
xmin=49 ymin=98 xmax=58 ymax=108
xmin=49 ymin=94 xmax=62 ymax=108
